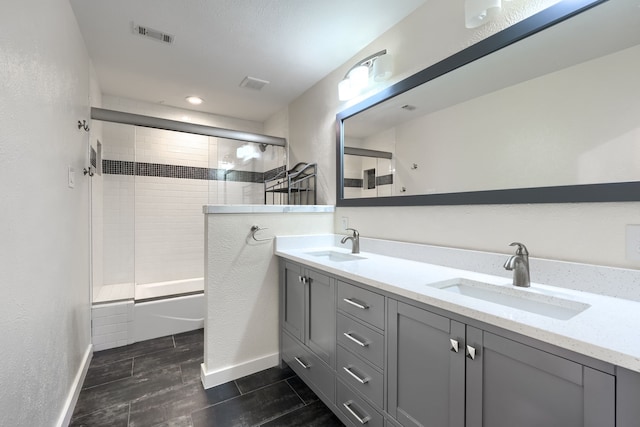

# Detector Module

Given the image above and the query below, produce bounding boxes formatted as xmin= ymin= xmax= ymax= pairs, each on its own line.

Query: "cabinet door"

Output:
xmin=466 ymin=327 xmax=615 ymax=427
xmin=306 ymin=269 xmax=336 ymax=367
xmin=388 ymin=300 xmax=465 ymax=427
xmin=282 ymin=261 xmax=305 ymax=342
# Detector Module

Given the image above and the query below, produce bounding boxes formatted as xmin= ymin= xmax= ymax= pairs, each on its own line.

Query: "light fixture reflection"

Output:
xmin=236 ymin=144 xmax=260 ymax=162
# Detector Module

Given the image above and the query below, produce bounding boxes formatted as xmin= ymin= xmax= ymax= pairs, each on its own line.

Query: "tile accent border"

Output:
xmin=344 ymin=174 xmax=393 ymax=188
xmin=103 ymin=159 xmax=284 ymax=184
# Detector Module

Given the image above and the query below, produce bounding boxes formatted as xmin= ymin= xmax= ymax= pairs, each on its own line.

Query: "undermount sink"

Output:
xmin=305 ymin=250 xmax=366 ymax=262
xmin=427 ymin=278 xmax=590 ymax=320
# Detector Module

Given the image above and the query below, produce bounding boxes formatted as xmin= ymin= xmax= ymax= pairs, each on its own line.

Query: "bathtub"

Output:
xmin=133 ymin=278 xmax=205 ymax=342
xmin=92 ymin=278 xmax=205 ymax=349
xmin=135 ymin=277 xmax=204 ymax=301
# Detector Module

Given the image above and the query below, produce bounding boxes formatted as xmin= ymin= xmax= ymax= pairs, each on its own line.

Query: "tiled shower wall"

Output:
xmin=343 ymin=155 xmax=394 ymax=199
xmin=101 ymin=122 xmax=285 ymax=291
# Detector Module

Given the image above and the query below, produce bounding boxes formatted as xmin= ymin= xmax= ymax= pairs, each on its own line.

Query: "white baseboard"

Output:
xmin=56 ymin=344 xmax=93 ymax=427
xmin=200 ymin=352 xmax=279 ymax=389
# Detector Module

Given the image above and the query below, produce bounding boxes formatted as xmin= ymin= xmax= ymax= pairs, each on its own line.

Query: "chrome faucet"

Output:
xmin=341 ymin=228 xmax=360 ymax=254
xmin=504 ymin=242 xmax=530 ymax=287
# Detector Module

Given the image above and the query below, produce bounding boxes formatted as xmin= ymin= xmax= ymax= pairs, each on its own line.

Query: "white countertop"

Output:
xmin=275 ymin=235 xmax=640 ymax=373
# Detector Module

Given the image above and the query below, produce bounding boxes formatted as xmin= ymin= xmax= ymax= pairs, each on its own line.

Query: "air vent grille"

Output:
xmin=133 ymin=24 xmax=174 ymax=44
xmin=239 ymin=76 xmax=270 ymax=91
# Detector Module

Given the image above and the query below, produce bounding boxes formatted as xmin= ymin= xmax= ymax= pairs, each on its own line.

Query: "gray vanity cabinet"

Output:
xmin=387 ymin=300 xmax=465 ymax=427
xmin=388 ymin=300 xmax=615 ymax=427
xmin=465 ymin=327 xmax=615 ymax=427
xmin=282 ymin=261 xmax=305 ymax=342
xmin=279 ymin=258 xmax=629 ymax=427
xmin=280 ymin=260 xmax=336 ymax=367
xmin=306 ymin=267 xmax=336 ymax=366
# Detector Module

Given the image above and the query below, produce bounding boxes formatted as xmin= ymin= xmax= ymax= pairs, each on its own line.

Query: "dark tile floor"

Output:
xmin=71 ymin=329 xmax=344 ymax=427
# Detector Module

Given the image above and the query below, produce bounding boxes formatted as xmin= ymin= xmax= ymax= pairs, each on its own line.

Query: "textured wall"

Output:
xmin=280 ymin=1 xmax=640 ymax=269
xmin=0 ymin=0 xmax=92 ymax=425
xmin=204 ymin=211 xmax=333 ymax=384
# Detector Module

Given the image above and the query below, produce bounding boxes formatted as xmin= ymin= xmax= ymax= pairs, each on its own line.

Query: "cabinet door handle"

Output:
xmin=343 ymin=401 xmax=371 ymax=424
xmin=343 ymin=331 xmax=369 ymax=347
xmin=343 ymin=298 xmax=369 ymax=310
xmin=466 ymin=345 xmax=477 ymax=360
xmin=298 ymin=275 xmax=309 ymax=284
xmin=294 ymin=356 xmax=310 ymax=369
xmin=343 ymin=366 xmax=370 ymax=384
xmin=450 ymin=339 xmax=459 ymax=353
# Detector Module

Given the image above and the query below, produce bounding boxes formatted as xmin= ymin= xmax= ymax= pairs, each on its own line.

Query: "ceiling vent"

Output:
xmin=133 ymin=23 xmax=174 ymax=44
xmin=239 ymin=76 xmax=270 ymax=91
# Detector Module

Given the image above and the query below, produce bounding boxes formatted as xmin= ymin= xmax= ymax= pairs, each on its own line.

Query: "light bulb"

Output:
xmin=373 ymin=54 xmax=394 ymax=82
xmin=348 ymin=65 xmax=369 ymax=92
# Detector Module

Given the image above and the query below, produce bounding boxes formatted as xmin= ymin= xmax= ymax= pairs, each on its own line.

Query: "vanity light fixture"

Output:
xmin=338 ymin=49 xmax=394 ymax=101
xmin=185 ymin=96 xmax=203 ymax=105
xmin=465 ymin=0 xmax=501 ymax=28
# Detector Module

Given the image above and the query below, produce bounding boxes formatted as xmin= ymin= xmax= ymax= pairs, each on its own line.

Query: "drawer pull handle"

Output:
xmin=343 ymin=401 xmax=371 ymax=424
xmin=294 ymin=356 xmax=310 ymax=369
xmin=343 ymin=332 xmax=369 ymax=347
xmin=343 ymin=366 xmax=370 ymax=384
xmin=343 ymin=298 xmax=369 ymax=310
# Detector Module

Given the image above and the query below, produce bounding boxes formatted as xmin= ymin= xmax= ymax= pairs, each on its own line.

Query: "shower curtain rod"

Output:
xmin=91 ymin=107 xmax=287 ymax=147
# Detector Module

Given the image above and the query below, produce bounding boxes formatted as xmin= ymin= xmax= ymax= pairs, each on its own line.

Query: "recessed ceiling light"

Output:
xmin=186 ymin=96 xmax=203 ymax=105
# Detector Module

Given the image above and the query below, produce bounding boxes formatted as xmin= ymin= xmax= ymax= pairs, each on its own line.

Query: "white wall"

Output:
xmin=202 ymin=210 xmax=334 ymax=387
xmin=276 ymin=0 xmax=640 ymax=270
xmin=0 ymin=0 xmax=93 ymax=425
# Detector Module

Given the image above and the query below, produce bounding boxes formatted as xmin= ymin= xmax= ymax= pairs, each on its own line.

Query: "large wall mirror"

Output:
xmin=336 ymin=0 xmax=640 ymax=206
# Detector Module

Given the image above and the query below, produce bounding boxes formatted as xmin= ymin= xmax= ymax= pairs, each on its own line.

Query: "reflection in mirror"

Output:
xmin=343 ymin=147 xmax=394 ymax=198
xmin=338 ymin=0 xmax=640 ymax=206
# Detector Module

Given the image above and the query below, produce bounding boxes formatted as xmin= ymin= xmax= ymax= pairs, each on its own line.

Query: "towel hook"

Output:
xmin=250 ymin=225 xmax=272 ymax=242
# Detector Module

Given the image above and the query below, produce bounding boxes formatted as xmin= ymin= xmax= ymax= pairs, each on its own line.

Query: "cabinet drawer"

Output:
xmin=338 ymin=281 xmax=385 ymax=330
xmin=337 ymin=379 xmax=384 ymax=427
xmin=337 ymin=313 xmax=384 ymax=369
xmin=337 ymin=345 xmax=383 ymax=409
xmin=281 ymin=331 xmax=335 ymax=402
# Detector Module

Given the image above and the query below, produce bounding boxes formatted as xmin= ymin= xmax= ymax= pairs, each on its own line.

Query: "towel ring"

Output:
xmin=250 ymin=225 xmax=272 ymax=242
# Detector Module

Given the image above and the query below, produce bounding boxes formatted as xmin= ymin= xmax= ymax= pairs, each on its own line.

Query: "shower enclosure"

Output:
xmin=93 ymin=120 xmax=287 ymax=305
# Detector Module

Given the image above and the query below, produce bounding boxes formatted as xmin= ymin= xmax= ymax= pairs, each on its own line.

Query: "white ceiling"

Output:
xmin=69 ymin=0 xmax=427 ymax=122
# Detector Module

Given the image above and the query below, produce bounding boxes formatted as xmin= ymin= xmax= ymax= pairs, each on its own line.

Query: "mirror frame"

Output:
xmin=336 ymin=0 xmax=640 ymax=207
